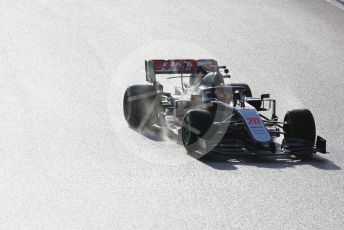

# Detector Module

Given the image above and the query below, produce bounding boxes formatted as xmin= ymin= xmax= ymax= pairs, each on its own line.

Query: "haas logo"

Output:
xmin=158 ymin=60 xmax=194 ymax=72
xmin=165 ymin=60 xmax=193 ymax=71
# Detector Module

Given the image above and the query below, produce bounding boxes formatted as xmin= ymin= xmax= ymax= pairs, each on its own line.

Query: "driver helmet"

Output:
xmin=190 ymin=66 xmax=207 ymax=85
xmin=214 ymin=86 xmax=233 ymax=103
xmin=199 ymin=72 xmax=224 ymax=87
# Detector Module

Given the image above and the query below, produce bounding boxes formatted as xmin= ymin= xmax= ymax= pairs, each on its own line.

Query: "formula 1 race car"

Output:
xmin=123 ymin=59 xmax=327 ymax=160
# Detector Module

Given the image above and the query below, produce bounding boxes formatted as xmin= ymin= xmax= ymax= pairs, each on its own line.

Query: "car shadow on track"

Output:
xmin=129 ymin=126 xmax=341 ymax=171
xmin=201 ymin=154 xmax=341 ymax=171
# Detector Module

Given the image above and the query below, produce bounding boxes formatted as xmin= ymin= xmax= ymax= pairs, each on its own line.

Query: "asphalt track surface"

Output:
xmin=0 ymin=0 xmax=343 ymax=229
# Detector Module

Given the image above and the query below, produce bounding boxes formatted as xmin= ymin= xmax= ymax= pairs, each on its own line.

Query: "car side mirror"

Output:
xmin=261 ymin=94 xmax=270 ymax=100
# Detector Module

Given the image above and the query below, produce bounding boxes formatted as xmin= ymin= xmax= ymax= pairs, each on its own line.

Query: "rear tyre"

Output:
xmin=283 ymin=109 xmax=316 ymax=160
xmin=182 ymin=110 xmax=212 ymax=155
xmin=123 ymin=85 xmax=160 ymax=129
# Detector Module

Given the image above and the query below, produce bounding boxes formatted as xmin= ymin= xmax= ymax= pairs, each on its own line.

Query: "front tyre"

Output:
xmin=182 ymin=110 xmax=212 ymax=155
xmin=283 ymin=109 xmax=316 ymax=160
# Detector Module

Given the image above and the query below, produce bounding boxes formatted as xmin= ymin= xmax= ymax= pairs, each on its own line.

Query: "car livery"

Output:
xmin=123 ymin=59 xmax=327 ymax=160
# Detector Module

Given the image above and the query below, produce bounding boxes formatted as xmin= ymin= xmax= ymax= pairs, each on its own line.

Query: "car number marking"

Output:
xmin=236 ymin=109 xmax=271 ymax=142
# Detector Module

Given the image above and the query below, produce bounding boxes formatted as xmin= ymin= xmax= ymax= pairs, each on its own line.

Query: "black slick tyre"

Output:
xmin=283 ymin=109 xmax=316 ymax=160
xmin=182 ymin=110 xmax=212 ymax=155
xmin=123 ymin=85 xmax=160 ymax=129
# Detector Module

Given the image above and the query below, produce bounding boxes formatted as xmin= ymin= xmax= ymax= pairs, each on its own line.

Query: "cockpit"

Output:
xmin=198 ymin=86 xmax=233 ymax=103
xmin=199 ymin=72 xmax=225 ymax=87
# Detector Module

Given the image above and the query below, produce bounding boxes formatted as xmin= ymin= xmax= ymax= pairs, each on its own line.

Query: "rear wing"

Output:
xmin=145 ymin=59 xmax=218 ymax=82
